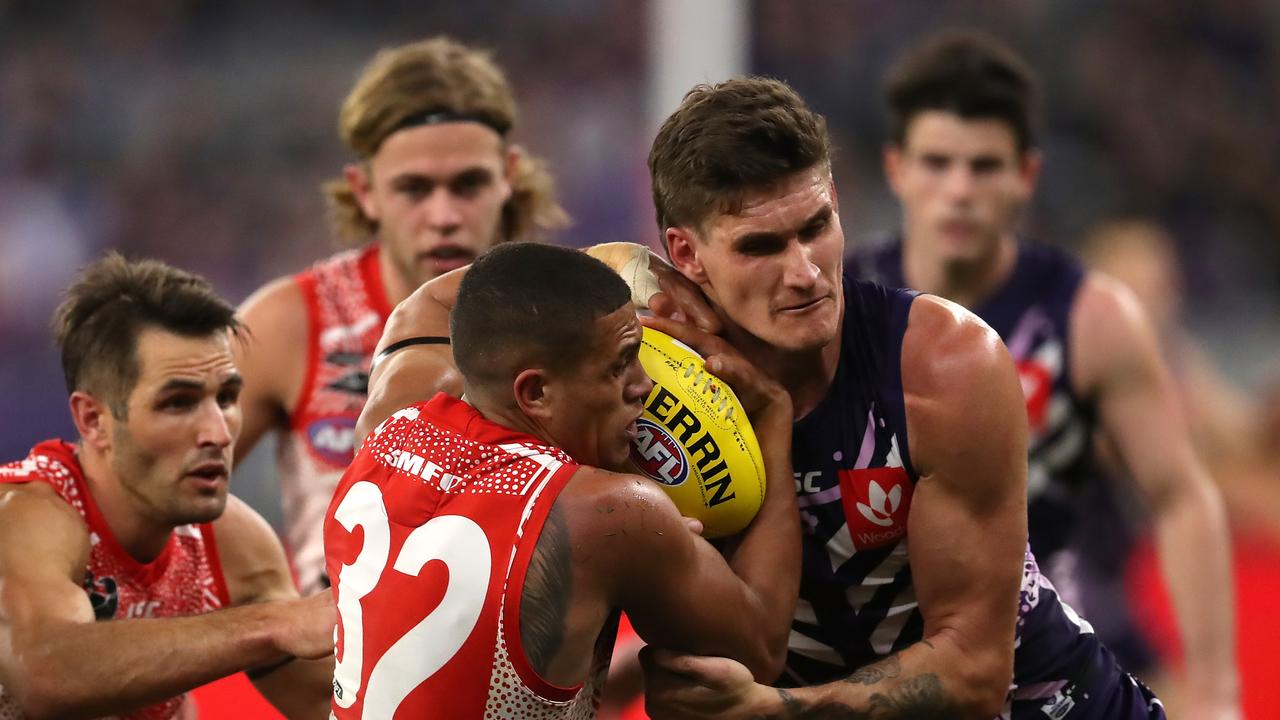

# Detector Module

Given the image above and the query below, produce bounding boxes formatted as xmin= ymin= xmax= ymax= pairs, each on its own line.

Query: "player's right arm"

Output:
xmin=567 ymin=317 xmax=801 ymax=683
xmin=584 ymin=242 xmax=721 ymax=333
xmin=642 ymin=297 xmax=1025 ymax=719
xmin=0 ymin=484 xmax=329 ymax=720
xmin=356 ymin=269 xmax=467 ymax=445
xmin=233 ymin=276 xmax=309 ymax=461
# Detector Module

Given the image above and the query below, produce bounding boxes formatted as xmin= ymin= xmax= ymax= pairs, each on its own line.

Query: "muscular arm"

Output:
xmin=524 ymin=322 xmax=800 ymax=684
xmin=798 ymin=298 xmax=1024 ymax=717
xmin=645 ymin=298 xmax=1027 ymax=719
xmin=1071 ymin=274 xmax=1237 ymax=710
xmin=613 ymin=318 xmax=801 ymax=681
xmin=233 ymin=277 xmax=309 ymax=460
xmin=0 ymin=486 xmax=326 ymax=720
xmin=568 ymin=439 xmax=800 ymax=684
xmin=212 ymin=496 xmax=336 ymax=719
xmin=356 ymin=269 xmax=466 ymax=445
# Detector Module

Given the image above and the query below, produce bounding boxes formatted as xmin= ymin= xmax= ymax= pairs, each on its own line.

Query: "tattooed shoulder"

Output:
xmin=520 ymin=502 xmax=572 ymax=674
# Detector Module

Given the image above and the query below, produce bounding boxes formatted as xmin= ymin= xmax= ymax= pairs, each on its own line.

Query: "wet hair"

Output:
xmin=883 ymin=29 xmax=1041 ymax=152
xmin=53 ymin=253 xmax=241 ymax=417
xmin=648 ymin=76 xmax=832 ymax=234
xmin=323 ymin=36 xmax=568 ymax=244
xmin=451 ymin=243 xmax=631 ymax=390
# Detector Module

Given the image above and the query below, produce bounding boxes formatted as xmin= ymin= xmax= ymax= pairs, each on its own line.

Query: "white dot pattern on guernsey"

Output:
xmin=0 ymin=453 xmax=85 ymax=514
xmin=277 ymin=246 xmax=386 ymax=595
xmin=333 ymin=402 xmax=592 ymax=718
xmin=482 ymin=609 xmax=601 ymax=720
xmin=366 ymin=411 xmax=572 ymax=499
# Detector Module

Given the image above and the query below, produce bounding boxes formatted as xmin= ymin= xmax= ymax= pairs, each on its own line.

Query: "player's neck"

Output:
xmin=726 ymin=318 xmax=843 ymax=420
xmin=902 ymin=232 xmax=1018 ymax=310
xmin=462 ymin=394 xmax=551 ymax=449
xmin=76 ymin=446 xmax=173 ymax=563
xmin=377 ymin=246 xmax=416 ymax=308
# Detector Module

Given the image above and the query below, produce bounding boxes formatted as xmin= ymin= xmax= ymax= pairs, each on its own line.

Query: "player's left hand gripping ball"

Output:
xmin=628 ymin=327 xmax=765 ymax=538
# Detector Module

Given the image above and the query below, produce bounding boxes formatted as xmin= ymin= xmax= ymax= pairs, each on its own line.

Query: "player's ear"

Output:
xmin=70 ymin=390 xmax=113 ymax=452
xmin=493 ymin=143 xmax=520 ymax=205
xmin=344 ymin=162 xmax=379 ymax=221
xmin=503 ymin=144 xmax=523 ymax=183
xmin=512 ymin=368 xmax=553 ymax=420
xmin=883 ymin=145 xmax=905 ymax=198
xmin=665 ymin=227 xmax=707 ymax=284
xmin=1017 ymin=148 xmax=1043 ymax=199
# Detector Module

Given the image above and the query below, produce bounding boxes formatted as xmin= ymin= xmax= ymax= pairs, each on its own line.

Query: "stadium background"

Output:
xmin=1 ymin=0 xmax=1277 ymax=718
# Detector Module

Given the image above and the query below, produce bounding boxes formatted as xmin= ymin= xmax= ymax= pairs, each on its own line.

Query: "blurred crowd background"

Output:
xmin=4 ymin=0 xmax=1279 ymax=448
xmin=2 ymin=0 xmax=1278 ymax=716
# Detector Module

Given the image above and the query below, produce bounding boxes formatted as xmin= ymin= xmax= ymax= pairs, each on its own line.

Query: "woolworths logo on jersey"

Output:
xmin=855 ymin=480 xmax=902 ymax=527
xmin=839 ymin=467 xmax=913 ymax=550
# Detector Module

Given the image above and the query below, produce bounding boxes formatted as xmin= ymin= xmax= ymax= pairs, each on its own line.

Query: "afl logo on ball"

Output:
xmin=630 ymin=418 xmax=689 ymax=486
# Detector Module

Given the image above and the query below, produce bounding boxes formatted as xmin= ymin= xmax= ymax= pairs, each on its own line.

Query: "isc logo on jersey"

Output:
xmin=627 ymin=327 xmax=766 ymax=538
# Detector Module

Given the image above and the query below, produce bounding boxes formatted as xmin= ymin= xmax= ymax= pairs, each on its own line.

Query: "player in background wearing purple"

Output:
xmin=851 ymin=31 xmax=1238 ymax=719
xmin=634 ymin=76 xmax=1167 ymax=718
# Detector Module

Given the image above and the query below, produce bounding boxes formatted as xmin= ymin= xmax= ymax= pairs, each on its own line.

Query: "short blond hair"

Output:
xmin=323 ymin=37 xmax=568 ymax=244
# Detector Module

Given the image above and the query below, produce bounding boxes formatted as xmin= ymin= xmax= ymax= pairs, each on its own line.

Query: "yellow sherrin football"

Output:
xmin=628 ymin=326 xmax=766 ymax=538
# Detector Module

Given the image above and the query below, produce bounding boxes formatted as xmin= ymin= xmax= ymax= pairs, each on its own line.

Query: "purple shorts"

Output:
xmin=1006 ymin=640 xmax=1165 ymax=719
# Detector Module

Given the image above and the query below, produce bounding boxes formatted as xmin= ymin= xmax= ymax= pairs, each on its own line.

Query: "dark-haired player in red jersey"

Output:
xmin=0 ymin=255 xmax=334 ymax=720
xmin=324 ymin=243 xmax=800 ymax=718
xmin=350 ymin=75 xmax=1179 ymax=719
xmin=234 ymin=36 xmax=568 ymax=593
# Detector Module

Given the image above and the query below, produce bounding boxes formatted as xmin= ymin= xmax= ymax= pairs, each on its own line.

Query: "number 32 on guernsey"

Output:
xmin=330 ymin=481 xmax=491 ymax=716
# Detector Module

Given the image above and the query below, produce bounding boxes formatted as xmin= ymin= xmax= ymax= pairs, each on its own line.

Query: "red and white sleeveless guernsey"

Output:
xmin=324 ymin=394 xmax=613 ymax=719
xmin=0 ymin=440 xmax=231 ymax=720
xmin=281 ymin=243 xmax=392 ymax=593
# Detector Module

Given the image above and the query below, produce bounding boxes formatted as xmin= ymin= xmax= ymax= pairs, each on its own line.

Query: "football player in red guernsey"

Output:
xmin=234 ymin=36 xmax=568 ymax=595
xmin=324 ymin=243 xmax=799 ymax=718
xmin=0 ymin=255 xmax=334 ymax=720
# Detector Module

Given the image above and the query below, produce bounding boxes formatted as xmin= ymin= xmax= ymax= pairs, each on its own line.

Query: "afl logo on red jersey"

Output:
xmin=630 ymin=418 xmax=689 ymax=486
xmin=308 ymin=416 xmax=357 ymax=466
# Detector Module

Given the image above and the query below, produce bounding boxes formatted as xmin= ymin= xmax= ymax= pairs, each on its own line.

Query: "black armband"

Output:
xmin=370 ymin=336 xmax=450 ymax=373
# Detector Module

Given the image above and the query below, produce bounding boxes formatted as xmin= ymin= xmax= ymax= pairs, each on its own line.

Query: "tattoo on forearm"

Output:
xmin=863 ymin=674 xmax=952 ymax=719
xmin=844 ymin=655 xmax=902 ymax=686
xmin=520 ymin=504 xmax=572 ymax=674
xmin=779 ymin=687 xmax=802 ymax=713
xmin=762 ymin=657 xmax=956 ymax=720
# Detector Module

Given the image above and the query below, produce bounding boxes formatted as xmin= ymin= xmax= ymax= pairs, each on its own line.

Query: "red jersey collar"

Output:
xmin=425 ymin=393 xmax=564 ymax=454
